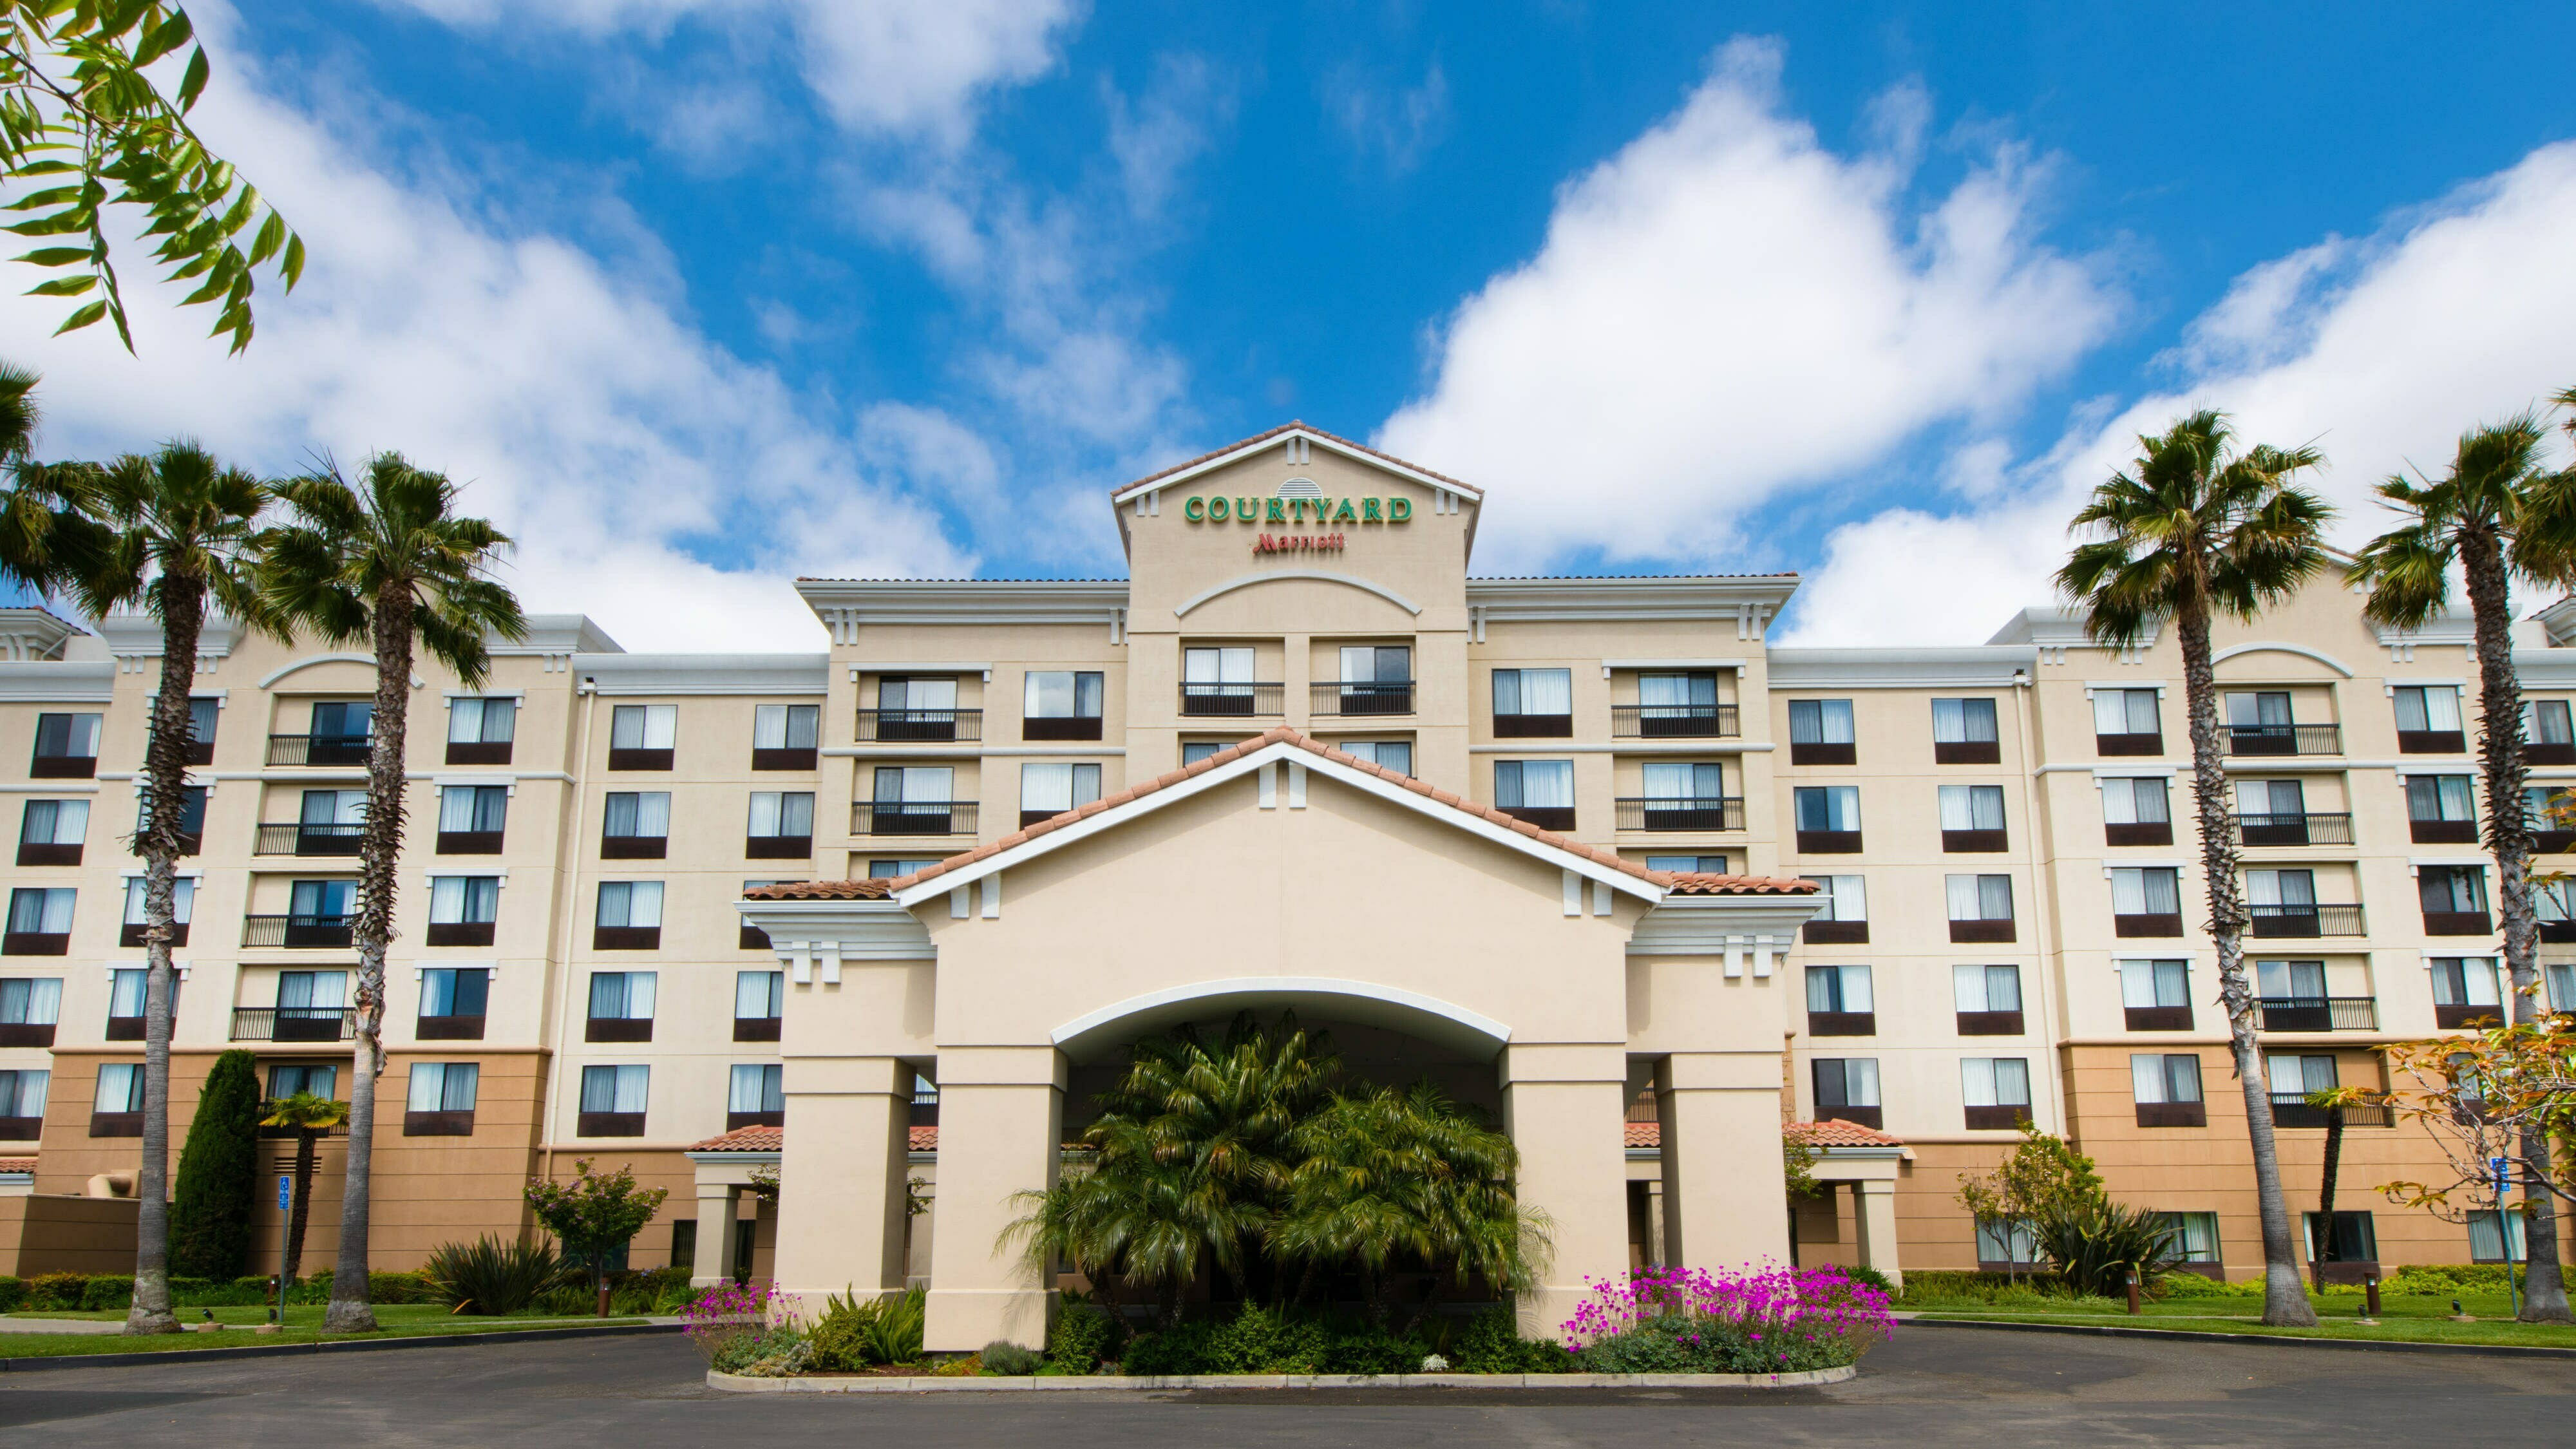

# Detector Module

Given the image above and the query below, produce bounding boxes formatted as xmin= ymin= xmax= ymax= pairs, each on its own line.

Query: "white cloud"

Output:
xmin=4 ymin=12 xmax=971 ymax=651
xmin=1323 ymin=59 xmax=1451 ymax=175
xmin=1786 ymin=138 xmax=2576 ymax=647
xmin=1104 ymin=53 xmax=1233 ymax=220
xmin=380 ymin=0 xmax=1084 ymax=142
xmin=1376 ymin=37 xmax=2120 ymax=570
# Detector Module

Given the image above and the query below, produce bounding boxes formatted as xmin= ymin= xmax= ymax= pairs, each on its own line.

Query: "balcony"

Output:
xmin=1494 ymin=711 xmax=1572 ymax=740
xmin=1 ymin=931 xmax=68 ymax=956
xmin=1965 ymin=1105 xmax=2031 ymax=1130
xmin=30 ymin=750 xmax=97 ymax=779
xmin=2409 ymin=817 xmax=2479 ymax=844
xmin=1935 ymin=740 xmax=2002 ymax=765
xmin=424 ymin=922 xmax=495 ymax=947
xmin=2105 ymin=821 xmax=2174 ymax=848
xmin=852 ymin=800 xmax=978 ymax=837
xmin=436 ymin=830 xmax=503 ymax=855
xmin=591 ymin=925 xmax=660 ymax=951
xmin=1613 ymin=704 xmax=1740 ymax=739
xmin=1615 ymin=797 xmax=1745 ymax=832
xmin=2096 ymin=731 xmax=2163 ymax=757
xmin=607 ymin=746 xmax=673 ymax=770
xmin=578 ymin=1112 xmax=645 ymax=1137
xmin=2527 ymin=740 xmax=2576 ymax=766
xmin=1495 ymin=805 xmax=1575 ymax=831
xmin=2225 ymin=723 xmax=2341 ymax=757
xmin=1802 ymin=920 xmax=1868 ymax=944
xmin=90 ymin=1112 xmax=142 ymax=1137
xmin=600 ymin=833 xmax=667 ymax=860
xmin=267 ymin=733 xmax=372 ymax=768
xmin=403 ymin=1110 xmax=475 ymax=1137
xmin=1806 ymin=1011 xmax=1874 ymax=1037
xmin=445 ymin=740 xmax=513 ymax=766
xmin=752 ymin=746 xmax=820 ymax=770
xmin=734 ymin=1015 xmax=782 ymax=1042
xmin=2539 ymin=829 xmax=2576 ymax=855
xmin=416 ymin=1012 xmax=485 ymax=1041
xmin=241 ymin=914 xmax=354 ymax=948
xmin=2255 ymin=996 xmax=2378 ymax=1032
xmin=2544 ymin=918 xmax=2576 ymax=945
xmin=0 ymin=1021 xmax=53 ymax=1048
xmin=106 ymin=1014 xmax=143 ymax=1041
xmin=1020 ymin=715 xmax=1101 ymax=742
xmin=2435 ymin=1003 xmax=2507 ymax=1030
xmin=2269 ymin=1092 xmax=2394 ymax=1129
xmin=230 ymin=1007 xmax=355 ymax=1042
xmin=14 ymin=841 xmax=80 ymax=867
xmin=747 ymin=833 xmax=811 ymax=860
xmin=2399 ymin=729 xmax=2467 ymax=755
xmin=1179 ymin=684 xmax=1283 ymax=719
xmin=1311 ymin=681 xmax=1415 ymax=717
xmin=1815 ymin=1105 xmax=1883 ymax=1130
xmin=2423 ymin=909 xmax=2494 ymax=936
xmin=0 ymin=1112 xmax=39 ymax=1139
xmin=255 ymin=822 xmax=364 ymax=857
xmin=1941 ymin=828 xmax=2009 ymax=853
xmin=585 ymin=1016 xmax=652 ymax=1043
xmin=1956 ymin=1010 xmax=2024 ymax=1036
xmin=2232 ymin=813 xmax=2354 ymax=848
xmin=856 ymin=708 xmax=982 ymax=743
xmin=2113 ymin=912 xmax=2185 ymax=938
xmin=1788 ymin=741 xmax=1855 ymax=766
xmin=1796 ymin=829 xmax=1862 ymax=854
xmin=2125 ymin=1005 xmax=2194 ymax=1031
xmin=2248 ymin=904 xmax=2365 ymax=938
xmin=2134 ymin=1101 xmax=2207 ymax=1128
xmin=1949 ymin=918 xmax=2016 ymax=944
xmin=118 ymin=922 xmax=190 ymax=948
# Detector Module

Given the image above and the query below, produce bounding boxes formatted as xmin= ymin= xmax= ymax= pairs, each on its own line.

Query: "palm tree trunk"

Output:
xmin=122 ymin=576 xmax=204 ymax=1336
xmin=324 ymin=585 xmax=415 ymax=1334
xmin=283 ymin=1128 xmax=317 ymax=1283
xmin=2177 ymin=601 xmax=2317 ymax=1327
xmin=2458 ymin=526 xmax=2573 ymax=1321
xmin=2313 ymin=1106 xmax=2344 ymax=1292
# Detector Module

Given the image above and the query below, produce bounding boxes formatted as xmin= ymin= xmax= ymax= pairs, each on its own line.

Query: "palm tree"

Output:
xmin=2056 ymin=410 xmax=2331 ymax=1329
xmin=50 ymin=442 xmax=270 ymax=1335
xmin=256 ymin=453 xmax=525 ymax=1332
xmin=0 ymin=362 xmax=95 ymax=594
xmin=260 ymin=1091 xmax=350 ymax=1286
xmin=2348 ymin=413 xmax=2576 ymax=1324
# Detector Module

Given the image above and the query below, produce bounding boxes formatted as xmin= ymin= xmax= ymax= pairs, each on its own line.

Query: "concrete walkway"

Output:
xmin=2 ymin=1320 xmax=122 ymax=1336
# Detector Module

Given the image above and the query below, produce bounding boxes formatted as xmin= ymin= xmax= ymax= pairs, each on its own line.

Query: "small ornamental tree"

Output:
xmin=2380 ymin=1019 xmax=2576 ymax=1248
xmin=169 ymin=1048 xmax=260 ymax=1280
xmin=526 ymin=1157 xmax=669 ymax=1316
xmin=1955 ymin=1121 xmax=2107 ymax=1280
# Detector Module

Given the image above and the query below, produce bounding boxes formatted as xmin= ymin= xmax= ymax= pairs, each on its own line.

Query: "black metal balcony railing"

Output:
xmin=1311 ymin=681 xmax=1416 ymax=716
xmin=2398 ymin=729 xmax=2467 ymax=755
xmin=1612 ymin=704 xmax=1741 ymax=739
xmin=2096 ymin=732 xmax=2163 ymax=757
xmin=28 ymin=750 xmax=97 ymax=778
xmin=2255 ymin=996 xmax=2379 ymax=1032
xmin=240 ymin=913 xmax=355 ymax=948
xmin=856 ymin=708 xmax=982 ymax=743
xmin=230 ymin=1006 xmax=355 ymax=1042
xmin=1495 ymin=712 xmax=1575 ymax=739
xmin=2269 ymin=1092 xmax=2394 ymax=1129
xmin=2248 ymin=904 xmax=2365 ymax=938
xmin=255 ymin=822 xmax=365 ymax=856
xmin=267 ymin=733 xmax=372 ymax=767
xmin=2231 ymin=812 xmax=2354 ymax=848
xmin=1020 ymin=715 xmax=1103 ymax=742
xmin=1180 ymin=683 xmax=1285 ymax=718
xmin=852 ymin=799 xmax=979 ymax=836
xmin=2409 ymin=817 xmax=2479 ymax=844
xmin=1615 ymin=797 xmax=1747 ymax=832
xmin=2224 ymin=723 xmax=2342 ymax=756
xmin=2424 ymin=909 xmax=2494 ymax=936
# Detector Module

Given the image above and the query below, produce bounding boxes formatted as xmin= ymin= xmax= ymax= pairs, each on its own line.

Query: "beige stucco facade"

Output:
xmin=2 ymin=421 xmax=2570 ymax=1340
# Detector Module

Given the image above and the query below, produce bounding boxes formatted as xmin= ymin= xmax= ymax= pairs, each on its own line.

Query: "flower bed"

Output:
xmin=1561 ymin=1264 xmax=1893 ymax=1375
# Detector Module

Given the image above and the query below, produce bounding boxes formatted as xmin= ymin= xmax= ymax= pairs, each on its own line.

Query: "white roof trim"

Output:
xmin=1112 ymin=427 xmax=1482 ymax=505
xmin=260 ymin=653 xmax=424 ymax=690
xmin=1173 ymin=570 xmax=1423 ymax=619
xmin=890 ymin=739 xmax=1663 ymax=909
xmin=2211 ymin=642 xmax=2354 ymax=677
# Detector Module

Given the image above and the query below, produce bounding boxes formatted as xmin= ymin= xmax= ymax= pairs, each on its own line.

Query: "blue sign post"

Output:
xmin=2491 ymin=1156 xmax=2520 ymax=1317
xmin=272 ymin=1174 xmax=293 ymax=1325
xmin=278 ymin=1174 xmax=292 ymax=1211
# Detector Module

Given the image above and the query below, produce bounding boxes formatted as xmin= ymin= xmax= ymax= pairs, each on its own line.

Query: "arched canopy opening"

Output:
xmin=1050 ymin=976 xmax=1510 ymax=1066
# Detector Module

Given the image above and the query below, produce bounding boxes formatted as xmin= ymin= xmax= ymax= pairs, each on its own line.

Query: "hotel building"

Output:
xmin=1 ymin=423 xmax=2570 ymax=1346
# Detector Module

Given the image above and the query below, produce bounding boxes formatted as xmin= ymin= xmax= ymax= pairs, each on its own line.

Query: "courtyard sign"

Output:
xmin=1182 ymin=494 xmax=1412 ymax=526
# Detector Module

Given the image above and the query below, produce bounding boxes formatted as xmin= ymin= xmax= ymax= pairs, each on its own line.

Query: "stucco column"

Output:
xmin=1498 ymin=1043 xmax=1629 ymax=1336
xmin=691 ymin=1182 xmax=739 ymax=1290
xmin=772 ymin=1056 xmax=911 ymax=1312
xmin=1852 ymin=1179 xmax=1902 ymax=1290
xmin=1656 ymin=1051 xmax=1790 ymax=1271
xmin=924 ymin=1045 xmax=1065 ymax=1353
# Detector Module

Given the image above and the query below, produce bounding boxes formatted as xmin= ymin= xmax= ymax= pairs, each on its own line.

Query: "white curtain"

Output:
xmin=735 ymin=971 xmax=781 ymax=1018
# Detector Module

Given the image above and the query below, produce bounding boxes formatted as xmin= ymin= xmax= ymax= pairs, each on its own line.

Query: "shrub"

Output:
xmin=0 ymin=1276 xmax=21 ymax=1313
xmin=1562 ymin=1263 xmax=1894 ymax=1374
xmin=424 ymin=1236 xmax=571 ymax=1316
xmin=2390 ymin=1264 xmax=2520 ymax=1295
xmin=614 ymin=1266 xmax=694 ymax=1314
xmin=2152 ymin=1272 xmax=2256 ymax=1300
xmin=1045 ymin=1294 xmax=1126 ymax=1373
xmin=1121 ymin=1319 xmax=1218 ymax=1376
xmin=1840 ymin=1265 xmax=1895 ymax=1297
xmin=24 ymin=1272 xmax=90 ymax=1312
xmin=2030 ymin=1200 xmax=2185 ymax=1298
xmin=685 ymin=1279 xmax=788 ymax=1365
xmin=864 ymin=1286 xmax=927 ymax=1366
xmin=1450 ymin=1305 xmax=1573 ymax=1374
xmin=171 ymin=1049 xmax=263 ymax=1281
xmin=712 ymin=1323 xmax=811 ymax=1377
xmin=807 ymin=1287 xmax=887 ymax=1372
xmin=1319 ymin=1325 xmax=1425 ymax=1375
xmin=79 ymin=1274 xmax=135 ymax=1311
xmin=1895 ymin=1270 xmax=2070 ymax=1305
xmin=980 ymin=1340 xmax=1043 ymax=1375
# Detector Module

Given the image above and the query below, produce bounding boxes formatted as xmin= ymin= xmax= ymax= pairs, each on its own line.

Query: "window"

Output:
xmin=594 ymin=882 xmax=664 ymax=949
xmin=446 ymin=697 xmax=515 ymax=763
xmin=2468 ymin=1209 xmax=2530 ymax=1264
xmin=2431 ymin=956 xmax=2503 ymax=1028
xmin=2268 ymin=1052 xmax=2338 ymax=1102
xmin=0 ymin=1068 xmax=48 ymax=1132
xmin=1648 ymin=855 xmax=1730 ymax=874
xmin=578 ymin=1064 xmax=649 ymax=1135
xmin=289 ymin=878 xmax=354 ymax=922
xmin=404 ymin=1061 xmax=479 ymax=1134
xmin=2110 ymin=867 xmax=2183 ymax=934
xmin=0 ymin=976 xmax=62 ymax=1027
xmin=1811 ymin=1058 xmax=1880 ymax=1126
xmin=1954 ymin=964 xmax=2023 ymax=1032
xmin=1024 ymin=673 xmax=1105 ymax=722
xmin=2092 ymin=689 xmax=2160 ymax=752
xmin=865 ymin=860 xmax=940 ymax=878
xmin=1947 ymin=875 xmax=2014 ymax=940
xmin=2405 ymin=775 xmax=2477 ymax=843
xmin=276 ymin=969 xmax=347 ymax=1019
xmin=586 ymin=971 xmax=656 ymax=1043
xmin=2526 ymin=785 xmax=2576 ymax=838
xmin=1961 ymin=1057 xmax=2032 ymax=1128
xmin=1804 ymin=963 xmax=1873 ymax=1032
xmin=427 ymin=877 xmax=499 ymax=945
xmin=300 ymin=787 xmax=365 ymax=828
xmin=2392 ymin=685 xmax=2464 ymax=746
xmin=310 ymin=699 xmax=372 ymax=740
xmin=1643 ymin=761 xmax=1725 ymax=802
xmin=2256 ymin=958 xmax=2325 ymax=1005
xmin=5 ymin=886 xmax=74 ymax=951
xmin=31 ymin=712 xmax=101 ymax=775
xmin=2099 ymin=777 xmax=2170 ymax=832
xmin=747 ymin=791 xmax=816 ymax=853
xmin=1635 ymin=672 xmax=1723 ymax=736
xmin=1976 ymin=1217 xmax=2041 ymax=1267
xmin=1798 ymin=875 xmax=1867 ymax=936
xmin=2244 ymin=868 xmax=2316 ymax=934
xmin=1182 ymin=649 xmax=1258 ymax=716
xmin=1938 ymin=784 xmax=2007 ymax=849
xmin=268 ymin=1063 xmax=337 ymax=1099
xmin=2421 ymin=864 xmax=2490 ymax=925
xmin=1638 ymin=762 xmax=1730 ymax=829
xmin=108 ymin=967 xmax=148 ymax=1026
xmin=2131 ymin=1052 xmax=2206 ymax=1125
xmin=866 ymin=766 xmax=956 ymax=834
xmin=184 ymin=697 xmax=218 ymax=759
xmin=2547 ymin=961 xmax=2576 ymax=1012
xmin=1018 ymin=764 xmax=1101 ymax=824
xmin=608 ymin=704 xmax=676 ymax=767
xmin=418 ymin=967 xmax=489 ymax=1039
xmin=1787 ymin=699 xmax=1855 ymax=764
xmin=1794 ymin=786 xmax=1861 ymax=848
xmin=18 ymin=798 xmax=88 ymax=862
xmin=735 ymin=971 xmax=784 ymax=1041
xmin=2154 ymin=1212 xmax=2222 ymax=1265
xmin=95 ymin=1061 xmax=145 ymax=1123
xmin=438 ymin=784 xmax=508 ymax=849
xmin=1181 ymin=742 xmax=1221 ymax=765
xmin=2302 ymin=1211 xmax=2378 ymax=1266
xmin=601 ymin=791 xmax=672 ymax=854
xmin=1494 ymin=759 xmax=1575 ymax=826
xmin=2235 ymin=777 xmax=2306 ymax=824
xmin=2527 ymin=699 xmax=2576 ymax=761
xmin=1931 ymin=698 xmax=2000 ymax=762
xmin=728 ymin=1063 xmax=785 ymax=1126
xmin=1492 ymin=668 xmax=1572 ymax=722
xmin=752 ymin=703 xmax=821 ymax=764
xmin=1334 ymin=647 xmax=1412 ymax=715
xmin=1337 ymin=740 xmax=1412 ymax=775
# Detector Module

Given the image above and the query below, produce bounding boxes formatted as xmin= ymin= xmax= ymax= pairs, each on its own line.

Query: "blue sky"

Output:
xmin=8 ymin=2 xmax=2576 ymax=648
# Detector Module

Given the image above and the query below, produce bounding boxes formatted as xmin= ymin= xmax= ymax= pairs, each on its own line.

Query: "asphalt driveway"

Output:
xmin=2 ymin=1323 xmax=2565 ymax=1446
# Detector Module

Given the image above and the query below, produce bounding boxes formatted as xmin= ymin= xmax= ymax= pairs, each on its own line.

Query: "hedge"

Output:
xmin=0 ymin=1270 xmax=440 ymax=1314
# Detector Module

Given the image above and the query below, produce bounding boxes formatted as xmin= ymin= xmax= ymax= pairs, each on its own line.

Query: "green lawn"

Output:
xmin=1910 ymin=1289 xmax=2576 ymax=1349
xmin=0 ymin=1303 xmax=649 ymax=1358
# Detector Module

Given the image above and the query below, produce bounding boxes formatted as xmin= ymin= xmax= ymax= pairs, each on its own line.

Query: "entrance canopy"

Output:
xmin=1050 ymin=975 xmax=1511 ymax=1064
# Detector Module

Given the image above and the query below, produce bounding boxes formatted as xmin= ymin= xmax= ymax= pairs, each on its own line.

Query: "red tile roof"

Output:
xmin=685 ymin=1124 xmax=781 ymax=1153
xmin=0 ymin=1157 xmax=32 ymax=1173
xmin=1785 ymin=1119 xmax=1906 ymax=1148
xmin=1115 ymin=421 xmax=1484 ymax=498
xmin=743 ymin=728 xmax=1819 ymax=902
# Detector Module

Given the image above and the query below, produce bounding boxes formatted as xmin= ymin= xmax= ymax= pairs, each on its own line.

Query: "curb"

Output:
xmin=1909 ymin=1316 xmax=2576 ymax=1360
xmin=706 ymin=1363 xmax=1859 ymax=1393
xmin=0 ymin=1320 xmax=680 ymax=1374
